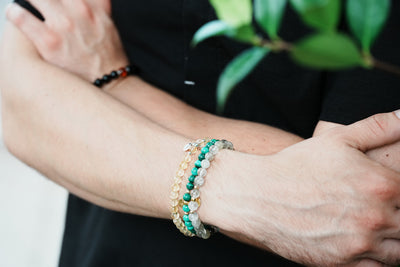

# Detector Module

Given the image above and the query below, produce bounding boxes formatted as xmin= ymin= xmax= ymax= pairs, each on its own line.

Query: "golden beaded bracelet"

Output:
xmin=170 ymin=139 xmax=209 ymax=236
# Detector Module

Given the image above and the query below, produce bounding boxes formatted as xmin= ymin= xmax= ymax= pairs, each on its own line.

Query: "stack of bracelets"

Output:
xmin=170 ymin=138 xmax=234 ymax=239
xmin=93 ymin=65 xmax=138 ymax=88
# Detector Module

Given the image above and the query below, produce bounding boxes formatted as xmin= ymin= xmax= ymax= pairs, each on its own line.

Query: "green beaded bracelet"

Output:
xmin=180 ymin=139 xmax=234 ymax=239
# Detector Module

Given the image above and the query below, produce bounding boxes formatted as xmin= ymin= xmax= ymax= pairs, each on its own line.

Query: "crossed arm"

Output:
xmin=3 ymin=1 xmax=400 ymax=266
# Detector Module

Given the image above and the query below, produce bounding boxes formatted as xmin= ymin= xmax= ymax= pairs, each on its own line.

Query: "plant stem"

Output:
xmin=373 ymin=59 xmax=400 ymax=77
xmin=257 ymin=38 xmax=293 ymax=52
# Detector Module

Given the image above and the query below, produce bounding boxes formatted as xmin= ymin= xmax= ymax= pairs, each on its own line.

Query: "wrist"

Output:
xmin=200 ymin=150 xmax=272 ymax=234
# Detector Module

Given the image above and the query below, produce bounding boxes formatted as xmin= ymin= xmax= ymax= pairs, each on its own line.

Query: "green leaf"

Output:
xmin=291 ymin=33 xmax=363 ymax=69
xmin=290 ymin=0 xmax=341 ymax=32
xmin=346 ymin=0 xmax=390 ymax=53
xmin=217 ymin=47 xmax=270 ymax=113
xmin=255 ymin=0 xmax=287 ymax=40
xmin=233 ymin=24 xmax=257 ymax=43
xmin=209 ymin=0 xmax=252 ymax=27
xmin=192 ymin=20 xmax=235 ymax=47
xmin=191 ymin=21 xmax=257 ymax=47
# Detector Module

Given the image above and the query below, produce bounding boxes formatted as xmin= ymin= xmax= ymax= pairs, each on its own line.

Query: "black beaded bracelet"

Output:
xmin=93 ymin=65 xmax=137 ymax=88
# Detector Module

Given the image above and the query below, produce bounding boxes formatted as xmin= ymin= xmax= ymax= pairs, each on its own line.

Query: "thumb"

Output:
xmin=342 ymin=110 xmax=400 ymax=152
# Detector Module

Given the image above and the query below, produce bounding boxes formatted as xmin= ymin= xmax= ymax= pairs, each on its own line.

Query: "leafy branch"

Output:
xmin=192 ymin=0 xmax=394 ymax=113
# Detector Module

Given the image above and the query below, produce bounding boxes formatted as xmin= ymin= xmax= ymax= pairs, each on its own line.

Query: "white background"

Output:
xmin=0 ymin=1 xmax=68 ymax=266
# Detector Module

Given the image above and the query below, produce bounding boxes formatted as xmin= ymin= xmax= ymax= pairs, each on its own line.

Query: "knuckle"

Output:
xmin=42 ymin=32 xmax=61 ymax=50
xmin=76 ymin=2 xmax=93 ymax=18
xmin=364 ymin=173 xmax=397 ymax=201
xmin=360 ymin=211 xmax=388 ymax=231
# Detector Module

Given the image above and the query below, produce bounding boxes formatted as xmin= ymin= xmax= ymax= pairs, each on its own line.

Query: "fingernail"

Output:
xmin=395 ymin=109 xmax=400 ymax=119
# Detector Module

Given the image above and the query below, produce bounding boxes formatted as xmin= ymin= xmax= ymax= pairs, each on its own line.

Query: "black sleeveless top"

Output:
xmin=16 ymin=0 xmax=400 ymax=266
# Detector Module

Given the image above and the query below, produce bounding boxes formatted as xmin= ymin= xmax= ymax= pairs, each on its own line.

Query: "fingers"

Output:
xmin=367 ymin=239 xmax=400 ymax=266
xmin=26 ymin=0 xmax=59 ymax=17
xmin=341 ymin=111 xmax=400 ymax=152
xmin=6 ymin=3 xmax=55 ymax=51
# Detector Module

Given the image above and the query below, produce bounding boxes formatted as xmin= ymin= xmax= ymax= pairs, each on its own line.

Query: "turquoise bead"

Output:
xmin=211 ymin=139 xmax=217 ymax=143
xmin=201 ymin=147 xmax=209 ymax=154
xmin=191 ymin=167 xmax=198 ymax=176
xmin=198 ymin=153 xmax=205 ymax=161
xmin=187 ymin=225 xmax=194 ymax=231
xmin=186 ymin=183 xmax=194 ymax=190
xmin=183 ymin=205 xmax=190 ymax=213
xmin=195 ymin=160 xmax=202 ymax=168
xmin=185 ymin=221 xmax=192 ymax=227
xmin=190 ymin=229 xmax=196 ymax=234
xmin=183 ymin=214 xmax=190 ymax=222
xmin=188 ymin=175 xmax=196 ymax=183
xmin=183 ymin=193 xmax=191 ymax=202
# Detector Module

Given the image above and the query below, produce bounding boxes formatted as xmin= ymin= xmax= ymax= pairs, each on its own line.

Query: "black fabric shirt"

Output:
xmin=15 ymin=0 xmax=400 ymax=266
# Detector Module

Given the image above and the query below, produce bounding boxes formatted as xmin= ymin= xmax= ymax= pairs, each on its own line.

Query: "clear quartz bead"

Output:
xmin=201 ymin=159 xmax=210 ymax=169
xmin=192 ymin=218 xmax=201 ymax=228
xmin=189 ymin=212 xmax=199 ymax=222
xmin=209 ymin=145 xmax=220 ymax=155
xmin=198 ymin=168 xmax=207 ymax=177
xmin=221 ymin=140 xmax=234 ymax=149
xmin=185 ymin=154 xmax=191 ymax=162
xmin=174 ymin=177 xmax=182 ymax=184
xmin=215 ymin=141 xmax=224 ymax=149
xmin=194 ymin=177 xmax=204 ymax=186
xmin=205 ymin=152 xmax=214 ymax=161
xmin=188 ymin=201 xmax=199 ymax=211
xmin=190 ymin=189 xmax=200 ymax=199
xmin=197 ymin=224 xmax=207 ymax=237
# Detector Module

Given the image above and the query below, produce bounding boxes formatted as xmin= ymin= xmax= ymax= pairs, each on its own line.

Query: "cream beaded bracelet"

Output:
xmin=172 ymin=138 xmax=234 ymax=239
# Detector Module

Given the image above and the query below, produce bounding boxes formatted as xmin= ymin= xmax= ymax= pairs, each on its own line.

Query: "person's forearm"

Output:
xmin=104 ymin=77 xmax=303 ymax=155
xmin=0 ymin=23 xmax=264 ymax=222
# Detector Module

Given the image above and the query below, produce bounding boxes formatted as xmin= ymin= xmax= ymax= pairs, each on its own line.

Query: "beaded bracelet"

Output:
xmin=170 ymin=139 xmax=210 ymax=236
xmin=180 ymin=139 xmax=234 ymax=239
xmin=93 ymin=65 xmax=137 ymax=88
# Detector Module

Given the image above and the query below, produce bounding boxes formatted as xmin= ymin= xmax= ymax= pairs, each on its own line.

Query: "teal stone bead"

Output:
xmin=183 ymin=205 xmax=190 ymax=213
xmin=183 ymin=214 xmax=190 ymax=222
xmin=198 ymin=153 xmax=205 ymax=161
xmin=187 ymin=225 xmax=194 ymax=231
xmin=186 ymin=183 xmax=194 ymax=190
xmin=191 ymin=167 xmax=198 ymax=176
xmin=185 ymin=221 xmax=192 ymax=227
xmin=195 ymin=160 xmax=202 ymax=168
xmin=183 ymin=193 xmax=191 ymax=202
xmin=188 ymin=175 xmax=196 ymax=183
xmin=211 ymin=139 xmax=217 ymax=143
xmin=190 ymin=229 xmax=196 ymax=234
xmin=201 ymin=147 xmax=209 ymax=154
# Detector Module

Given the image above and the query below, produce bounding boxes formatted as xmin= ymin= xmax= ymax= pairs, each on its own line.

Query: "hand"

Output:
xmin=206 ymin=111 xmax=400 ymax=266
xmin=315 ymin=120 xmax=400 ymax=174
xmin=5 ymin=0 xmax=128 ymax=81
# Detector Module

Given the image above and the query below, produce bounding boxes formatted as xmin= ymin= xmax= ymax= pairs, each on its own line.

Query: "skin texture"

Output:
xmin=2 ymin=1 xmax=400 ymax=266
